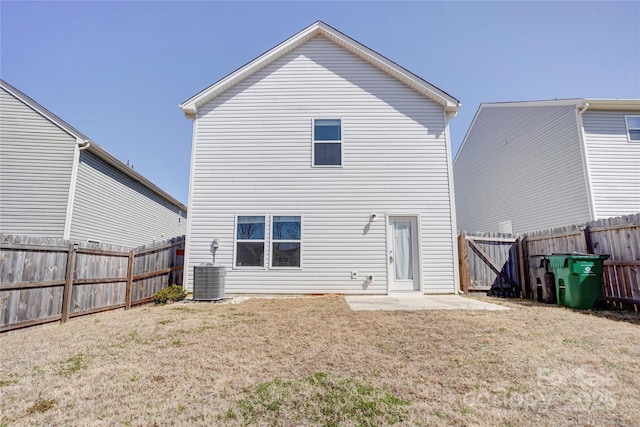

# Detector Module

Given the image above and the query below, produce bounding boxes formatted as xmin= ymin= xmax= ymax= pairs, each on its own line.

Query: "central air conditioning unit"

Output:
xmin=193 ymin=263 xmax=226 ymax=301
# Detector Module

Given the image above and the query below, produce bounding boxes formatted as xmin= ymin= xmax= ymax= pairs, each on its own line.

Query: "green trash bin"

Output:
xmin=548 ymin=253 xmax=610 ymax=309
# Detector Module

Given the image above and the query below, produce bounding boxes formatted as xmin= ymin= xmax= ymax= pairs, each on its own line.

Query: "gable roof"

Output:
xmin=453 ymin=98 xmax=640 ymax=165
xmin=0 ymin=79 xmax=187 ymax=211
xmin=180 ymin=21 xmax=461 ymax=119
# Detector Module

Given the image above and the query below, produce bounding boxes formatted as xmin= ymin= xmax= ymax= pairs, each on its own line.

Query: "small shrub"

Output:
xmin=153 ymin=285 xmax=187 ymax=305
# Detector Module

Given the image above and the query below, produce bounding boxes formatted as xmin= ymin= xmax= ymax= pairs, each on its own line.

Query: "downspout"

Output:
xmin=183 ymin=111 xmax=198 ymax=292
xmin=576 ymin=102 xmax=597 ymax=220
xmin=63 ymin=139 xmax=91 ymax=239
xmin=78 ymin=139 xmax=91 ymax=150
xmin=444 ymin=105 xmax=462 ymax=294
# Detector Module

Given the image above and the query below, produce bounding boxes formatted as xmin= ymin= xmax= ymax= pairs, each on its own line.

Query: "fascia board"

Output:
xmin=179 ymin=23 xmax=320 ymax=114
xmin=583 ymin=99 xmax=640 ymax=111
xmin=1 ymin=79 xmax=91 ymax=142
xmin=0 ymin=79 xmax=187 ymax=212
xmin=86 ymin=143 xmax=188 ymax=212
xmin=453 ymin=103 xmax=484 ymax=166
xmin=453 ymin=98 xmax=640 ymax=166
xmin=478 ymin=99 xmax=640 ymax=111
xmin=480 ymin=99 xmax=584 ymax=109
xmin=454 ymin=99 xmax=583 ymax=166
xmin=316 ymin=22 xmax=460 ymax=109
xmin=179 ymin=21 xmax=461 ymax=115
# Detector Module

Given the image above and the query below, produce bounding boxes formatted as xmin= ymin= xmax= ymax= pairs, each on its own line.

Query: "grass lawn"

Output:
xmin=1 ymin=295 xmax=639 ymax=426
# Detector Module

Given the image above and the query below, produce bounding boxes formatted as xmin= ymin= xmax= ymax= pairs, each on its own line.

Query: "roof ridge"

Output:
xmin=0 ymin=79 xmax=187 ymax=210
xmin=179 ymin=21 xmax=460 ymax=118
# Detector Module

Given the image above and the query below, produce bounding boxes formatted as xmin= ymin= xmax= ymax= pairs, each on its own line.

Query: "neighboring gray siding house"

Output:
xmin=454 ymin=99 xmax=640 ymax=234
xmin=180 ymin=21 xmax=461 ymax=294
xmin=0 ymin=79 xmax=187 ymax=247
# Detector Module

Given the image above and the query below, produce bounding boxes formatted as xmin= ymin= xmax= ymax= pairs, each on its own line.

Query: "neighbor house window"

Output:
xmin=625 ymin=116 xmax=640 ymax=142
xmin=271 ymin=216 xmax=301 ymax=267
xmin=313 ymin=119 xmax=342 ymax=166
xmin=235 ymin=216 xmax=265 ymax=267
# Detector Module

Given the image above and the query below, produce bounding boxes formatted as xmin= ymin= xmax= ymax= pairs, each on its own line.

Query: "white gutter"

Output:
xmin=443 ymin=110 xmax=461 ymax=294
xmin=182 ymin=114 xmax=199 ymax=291
xmin=78 ymin=139 xmax=91 ymax=150
xmin=576 ymin=101 xmax=597 ymax=220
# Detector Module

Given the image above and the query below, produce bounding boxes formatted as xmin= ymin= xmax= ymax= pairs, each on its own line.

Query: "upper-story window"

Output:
xmin=625 ymin=116 xmax=640 ymax=142
xmin=313 ymin=119 xmax=342 ymax=166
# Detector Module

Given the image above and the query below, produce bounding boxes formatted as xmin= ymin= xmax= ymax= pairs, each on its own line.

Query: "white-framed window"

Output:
xmin=271 ymin=216 xmax=301 ymax=268
xmin=625 ymin=115 xmax=640 ymax=142
xmin=313 ymin=119 xmax=342 ymax=166
xmin=235 ymin=215 xmax=266 ymax=267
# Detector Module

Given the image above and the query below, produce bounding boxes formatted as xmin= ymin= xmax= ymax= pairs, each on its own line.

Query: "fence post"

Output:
xmin=584 ymin=225 xmax=594 ymax=254
xmin=125 ymin=249 xmax=134 ymax=310
xmin=61 ymin=243 xmax=77 ymax=323
xmin=517 ymin=236 xmax=528 ymax=299
xmin=457 ymin=232 xmax=469 ymax=294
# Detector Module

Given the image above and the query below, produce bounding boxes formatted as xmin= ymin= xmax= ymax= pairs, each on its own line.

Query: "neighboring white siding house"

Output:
xmin=454 ymin=99 xmax=640 ymax=234
xmin=180 ymin=21 xmax=461 ymax=294
xmin=0 ymin=79 xmax=187 ymax=247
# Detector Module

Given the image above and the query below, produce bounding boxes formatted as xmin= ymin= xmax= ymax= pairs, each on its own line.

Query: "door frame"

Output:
xmin=386 ymin=213 xmax=423 ymax=294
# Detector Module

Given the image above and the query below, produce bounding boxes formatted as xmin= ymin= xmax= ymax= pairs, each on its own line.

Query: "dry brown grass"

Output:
xmin=1 ymin=295 xmax=639 ymax=426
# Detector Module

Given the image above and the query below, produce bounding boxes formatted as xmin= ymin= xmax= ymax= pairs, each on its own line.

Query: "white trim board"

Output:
xmin=180 ymin=21 xmax=461 ymax=119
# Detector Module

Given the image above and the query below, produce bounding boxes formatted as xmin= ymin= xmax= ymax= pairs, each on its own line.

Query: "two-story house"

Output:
xmin=180 ymin=21 xmax=461 ymax=294
xmin=454 ymin=99 xmax=640 ymax=234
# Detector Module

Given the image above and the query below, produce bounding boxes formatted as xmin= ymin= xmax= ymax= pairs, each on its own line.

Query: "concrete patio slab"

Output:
xmin=344 ymin=294 xmax=511 ymax=311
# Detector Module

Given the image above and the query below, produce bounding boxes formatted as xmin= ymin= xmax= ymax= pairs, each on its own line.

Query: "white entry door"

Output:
xmin=388 ymin=216 xmax=420 ymax=292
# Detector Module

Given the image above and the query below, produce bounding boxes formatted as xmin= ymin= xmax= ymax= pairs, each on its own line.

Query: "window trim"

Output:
xmin=269 ymin=214 xmax=303 ymax=269
xmin=624 ymin=115 xmax=640 ymax=142
xmin=312 ymin=118 xmax=343 ymax=168
xmin=233 ymin=214 xmax=267 ymax=270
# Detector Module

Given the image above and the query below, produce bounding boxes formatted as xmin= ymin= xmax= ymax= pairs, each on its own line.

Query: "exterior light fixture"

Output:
xmin=370 ymin=214 xmax=377 ymax=222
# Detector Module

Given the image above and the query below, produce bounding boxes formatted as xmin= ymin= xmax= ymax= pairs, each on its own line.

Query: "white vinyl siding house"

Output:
xmin=69 ymin=150 xmax=187 ymax=247
xmin=454 ymin=99 xmax=640 ymax=234
xmin=0 ymin=86 xmax=75 ymax=236
xmin=582 ymin=110 xmax=640 ymax=219
xmin=181 ymin=21 xmax=461 ymax=295
xmin=0 ymin=79 xmax=187 ymax=247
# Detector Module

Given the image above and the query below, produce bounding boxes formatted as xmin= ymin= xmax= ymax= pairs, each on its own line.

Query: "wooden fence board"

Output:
xmin=586 ymin=214 xmax=640 ymax=311
xmin=459 ymin=232 xmax=520 ymax=295
xmin=458 ymin=214 xmax=639 ymax=311
xmin=0 ymin=234 xmax=185 ymax=332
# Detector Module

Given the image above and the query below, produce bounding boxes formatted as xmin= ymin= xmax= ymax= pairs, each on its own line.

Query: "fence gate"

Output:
xmin=458 ymin=232 xmax=522 ymax=297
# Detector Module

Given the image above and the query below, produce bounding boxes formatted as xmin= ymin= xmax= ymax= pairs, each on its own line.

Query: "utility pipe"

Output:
xmin=577 ymin=101 xmax=597 ymax=221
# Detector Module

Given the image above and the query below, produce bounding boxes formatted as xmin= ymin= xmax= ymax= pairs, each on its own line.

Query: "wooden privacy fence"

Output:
xmin=459 ymin=213 xmax=640 ymax=311
xmin=458 ymin=232 xmax=521 ymax=297
xmin=0 ymin=234 xmax=185 ymax=332
xmin=523 ymin=214 xmax=640 ymax=311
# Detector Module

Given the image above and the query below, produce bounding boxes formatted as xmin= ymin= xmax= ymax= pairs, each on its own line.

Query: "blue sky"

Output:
xmin=2 ymin=1 xmax=638 ymax=205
